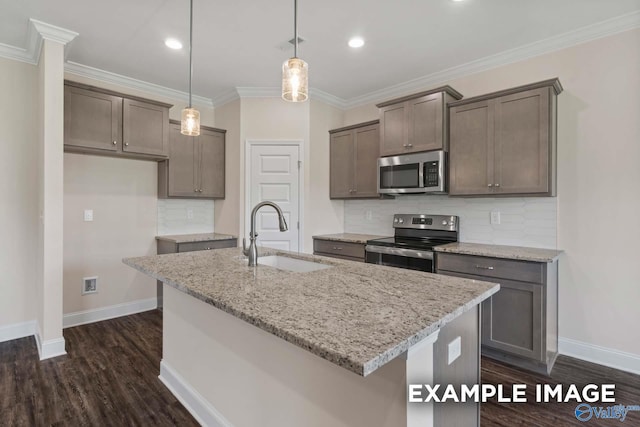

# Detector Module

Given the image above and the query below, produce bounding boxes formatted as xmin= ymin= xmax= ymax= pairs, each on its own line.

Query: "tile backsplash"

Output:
xmin=157 ymin=199 xmax=215 ymax=236
xmin=345 ymin=196 xmax=557 ymax=249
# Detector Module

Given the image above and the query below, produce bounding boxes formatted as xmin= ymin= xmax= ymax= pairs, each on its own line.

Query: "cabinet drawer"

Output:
xmin=437 ymin=253 xmax=544 ymax=284
xmin=178 ymin=239 xmax=237 ymax=253
xmin=313 ymin=239 xmax=365 ymax=259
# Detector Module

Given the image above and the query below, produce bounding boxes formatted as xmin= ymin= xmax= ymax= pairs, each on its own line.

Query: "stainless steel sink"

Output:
xmin=257 ymin=255 xmax=332 ymax=273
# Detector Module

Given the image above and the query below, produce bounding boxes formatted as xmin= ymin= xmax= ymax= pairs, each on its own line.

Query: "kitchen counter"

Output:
xmin=155 ymin=232 xmax=237 ymax=244
xmin=124 ymin=247 xmax=498 ymax=376
xmin=312 ymin=233 xmax=387 ymax=244
xmin=434 ymin=242 xmax=563 ymax=263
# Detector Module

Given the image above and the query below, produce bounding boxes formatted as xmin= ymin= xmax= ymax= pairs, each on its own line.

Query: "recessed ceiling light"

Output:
xmin=348 ymin=37 xmax=365 ymax=48
xmin=165 ymin=38 xmax=183 ymax=50
xmin=451 ymin=0 xmax=465 ymax=2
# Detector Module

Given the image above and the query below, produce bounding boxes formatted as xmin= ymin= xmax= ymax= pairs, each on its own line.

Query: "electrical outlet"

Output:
xmin=84 ymin=209 xmax=94 ymax=222
xmin=448 ymin=336 xmax=461 ymax=365
xmin=365 ymin=210 xmax=373 ymax=221
xmin=82 ymin=276 xmax=98 ymax=295
xmin=187 ymin=208 xmax=194 ymax=220
xmin=490 ymin=211 xmax=501 ymax=225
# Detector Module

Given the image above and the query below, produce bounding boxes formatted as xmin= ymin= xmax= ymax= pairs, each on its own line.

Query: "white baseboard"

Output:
xmin=159 ymin=360 xmax=234 ymax=427
xmin=63 ymin=297 xmax=158 ymax=329
xmin=0 ymin=320 xmax=36 ymax=343
xmin=559 ymin=337 xmax=640 ymax=375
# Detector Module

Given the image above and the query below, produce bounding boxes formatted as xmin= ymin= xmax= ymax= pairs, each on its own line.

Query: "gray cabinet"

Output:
xmin=376 ymin=86 xmax=462 ymax=156
xmin=329 ymin=121 xmax=379 ymax=199
xmin=449 ymin=79 xmax=562 ymax=196
xmin=64 ymin=81 xmax=170 ymax=160
xmin=158 ymin=121 xmax=226 ymax=199
xmin=436 ymin=252 xmax=558 ymax=375
xmin=313 ymin=239 xmax=366 ymax=262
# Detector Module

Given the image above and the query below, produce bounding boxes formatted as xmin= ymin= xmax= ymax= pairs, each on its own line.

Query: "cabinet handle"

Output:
xmin=488 ymin=184 xmax=493 ymax=187
xmin=124 ymin=142 xmax=129 ymax=146
xmin=194 ymin=188 xmax=198 ymax=192
xmin=112 ymin=140 xmax=117 ymax=145
xmin=407 ymin=144 xmax=413 ymax=148
xmin=332 ymin=246 xmax=343 ymax=250
xmin=206 ymin=247 xmax=212 ymax=250
xmin=495 ymin=183 xmax=500 ymax=187
xmin=475 ymin=265 xmax=494 ymax=270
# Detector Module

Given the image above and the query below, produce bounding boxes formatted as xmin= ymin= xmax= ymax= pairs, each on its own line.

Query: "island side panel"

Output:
xmin=160 ymin=285 xmax=408 ymax=427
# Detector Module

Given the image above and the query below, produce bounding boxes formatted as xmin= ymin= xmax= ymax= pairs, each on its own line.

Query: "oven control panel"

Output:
xmin=393 ymin=214 xmax=458 ymax=232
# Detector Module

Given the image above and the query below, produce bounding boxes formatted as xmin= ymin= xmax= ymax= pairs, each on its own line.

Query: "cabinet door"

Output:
xmin=199 ymin=129 xmax=226 ymax=198
xmin=494 ymin=87 xmax=550 ymax=194
xmin=407 ymin=92 xmax=444 ymax=152
xmin=482 ymin=278 xmax=543 ymax=361
xmin=122 ymin=99 xmax=169 ymax=157
xmin=167 ymin=124 xmax=198 ymax=197
xmin=438 ymin=270 xmax=543 ymax=361
xmin=353 ymin=123 xmax=380 ymax=198
xmin=64 ymin=85 xmax=122 ymax=151
xmin=379 ymin=103 xmax=407 ymax=156
xmin=449 ymin=100 xmax=494 ymax=195
xmin=329 ymin=130 xmax=355 ymax=198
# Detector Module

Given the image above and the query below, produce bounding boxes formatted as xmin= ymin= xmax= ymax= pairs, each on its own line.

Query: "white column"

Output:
xmin=405 ymin=330 xmax=440 ymax=427
xmin=33 ymin=19 xmax=77 ymax=360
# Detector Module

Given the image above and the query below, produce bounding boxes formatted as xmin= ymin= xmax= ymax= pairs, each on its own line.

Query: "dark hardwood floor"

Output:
xmin=0 ymin=310 xmax=198 ymax=426
xmin=1 ymin=310 xmax=638 ymax=426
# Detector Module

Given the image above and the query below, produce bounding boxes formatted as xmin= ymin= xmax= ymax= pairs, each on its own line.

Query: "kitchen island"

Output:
xmin=124 ymin=247 xmax=499 ymax=427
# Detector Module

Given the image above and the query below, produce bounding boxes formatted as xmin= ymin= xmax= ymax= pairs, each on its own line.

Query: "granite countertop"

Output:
xmin=434 ymin=242 xmax=563 ymax=263
xmin=124 ymin=248 xmax=498 ymax=377
xmin=155 ymin=233 xmax=237 ymax=244
xmin=312 ymin=233 xmax=388 ymax=244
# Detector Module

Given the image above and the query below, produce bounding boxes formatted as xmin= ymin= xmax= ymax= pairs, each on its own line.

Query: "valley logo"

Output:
xmin=575 ymin=403 xmax=640 ymax=422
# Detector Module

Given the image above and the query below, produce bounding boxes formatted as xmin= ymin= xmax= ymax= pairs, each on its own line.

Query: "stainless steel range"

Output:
xmin=365 ymin=214 xmax=459 ymax=273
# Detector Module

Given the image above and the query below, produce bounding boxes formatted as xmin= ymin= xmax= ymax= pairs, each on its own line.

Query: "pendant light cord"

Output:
xmin=189 ymin=0 xmax=194 ymax=108
xmin=294 ymin=0 xmax=298 ymax=58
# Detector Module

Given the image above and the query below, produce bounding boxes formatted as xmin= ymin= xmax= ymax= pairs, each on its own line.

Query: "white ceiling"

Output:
xmin=0 ymin=0 xmax=639 ymax=104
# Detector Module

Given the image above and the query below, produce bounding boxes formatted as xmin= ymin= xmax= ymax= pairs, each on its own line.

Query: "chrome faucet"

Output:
xmin=243 ymin=201 xmax=288 ymax=266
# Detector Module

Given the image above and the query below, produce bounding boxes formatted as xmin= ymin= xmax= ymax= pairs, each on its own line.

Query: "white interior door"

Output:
xmin=249 ymin=144 xmax=300 ymax=251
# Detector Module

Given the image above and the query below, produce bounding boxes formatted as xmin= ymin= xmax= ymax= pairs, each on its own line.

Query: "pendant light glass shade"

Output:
xmin=181 ymin=107 xmax=200 ymax=136
xmin=282 ymin=57 xmax=308 ymax=102
xmin=181 ymin=0 xmax=200 ymax=136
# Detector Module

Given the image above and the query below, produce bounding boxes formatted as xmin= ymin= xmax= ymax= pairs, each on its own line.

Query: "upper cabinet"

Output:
xmin=376 ymin=86 xmax=463 ymax=157
xmin=449 ymin=79 xmax=562 ymax=197
xmin=64 ymin=81 xmax=170 ymax=160
xmin=158 ymin=121 xmax=226 ymax=199
xmin=329 ymin=120 xmax=380 ymax=199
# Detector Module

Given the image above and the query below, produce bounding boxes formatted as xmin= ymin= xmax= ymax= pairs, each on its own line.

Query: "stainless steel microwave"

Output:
xmin=377 ymin=150 xmax=447 ymax=194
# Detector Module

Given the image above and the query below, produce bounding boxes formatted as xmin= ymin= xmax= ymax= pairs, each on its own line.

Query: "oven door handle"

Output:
xmin=365 ymin=245 xmax=434 ymax=260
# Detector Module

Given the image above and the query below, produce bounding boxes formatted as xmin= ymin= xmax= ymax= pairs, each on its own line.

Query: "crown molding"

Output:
xmin=64 ymin=61 xmax=214 ymax=109
xmin=309 ymin=88 xmax=348 ymax=109
xmin=30 ymin=19 xmax=78 ymax=45
xmin=0 ymin=19 xmax=78 ymax=65
xmin=0 ymin=12 xmax=637 ymax=111
xmin=343 ymin=11 xmax=640 ymax=109
xmin=211 ymin=88 xmax=240 ymax=107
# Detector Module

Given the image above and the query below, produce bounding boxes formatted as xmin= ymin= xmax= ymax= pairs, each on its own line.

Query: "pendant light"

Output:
xmin=282 ymin=0 xmax=308 ymax=102
xmin=181 ymin=0 xmax=200 ymax=136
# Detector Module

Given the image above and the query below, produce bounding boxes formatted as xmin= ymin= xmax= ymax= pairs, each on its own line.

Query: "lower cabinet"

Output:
xmin=313 ymin=239 xmax=366 ymax=262
xmin=436 ymin=252 xmax=558 ymax=374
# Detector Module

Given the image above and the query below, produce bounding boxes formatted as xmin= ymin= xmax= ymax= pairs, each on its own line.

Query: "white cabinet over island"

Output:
xmin=124 ymin=248 xmax=499 ymax=427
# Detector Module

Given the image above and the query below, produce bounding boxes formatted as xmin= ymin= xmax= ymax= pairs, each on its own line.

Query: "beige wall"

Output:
xmin=59 ymin=74 xmax=216 ymax=315
xmin=63 ymin=154 xmax=158 ymax=314
xmin=0 ymin=57 xmax=38 ymax=328
xmin=342 ymin=29 xmax=640 ymax=357
xmin=307 ymin=100 xmax=345 ymax=249
xmin=213 ymin=99 xmax=241 ymax=238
